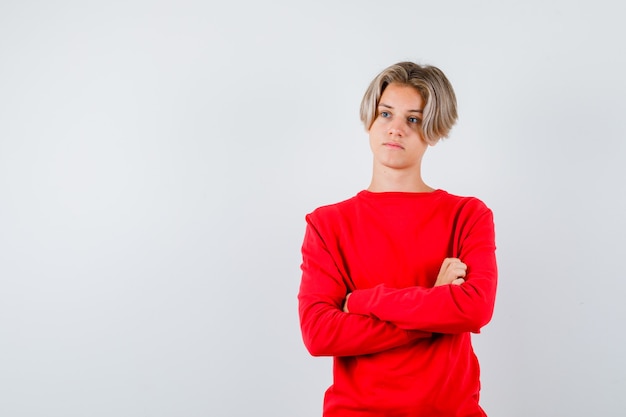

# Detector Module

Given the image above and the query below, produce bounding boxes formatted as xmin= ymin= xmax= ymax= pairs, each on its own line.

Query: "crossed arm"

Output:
xmin=298 ymin=209 xmax=497 ymax=357
xmin=343 ymin=257 xmax=467 ymax=311
xmin=298 ymin=224 xmax=431 ymax=357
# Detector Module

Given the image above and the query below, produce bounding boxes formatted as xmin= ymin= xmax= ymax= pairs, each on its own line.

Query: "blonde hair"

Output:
xmin=360 ymin=61 xmax=458 ymax=145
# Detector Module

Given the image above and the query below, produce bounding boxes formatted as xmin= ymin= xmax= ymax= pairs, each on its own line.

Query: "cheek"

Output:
xmin=368 ymin=131 xmax=379 ymax=152
xmin=368 ymin=120 xmax=385 ymax=136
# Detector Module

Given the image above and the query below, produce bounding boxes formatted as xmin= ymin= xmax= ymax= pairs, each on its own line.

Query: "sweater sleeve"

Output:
xmin=298 ymin=218 xmax=431 ymax=357
xmin=347 ymin=206 xmax=497 ymax=334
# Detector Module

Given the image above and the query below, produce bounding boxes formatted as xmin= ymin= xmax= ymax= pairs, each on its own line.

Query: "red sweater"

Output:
xmin=298 ymin=190 xmax=497 ymax=416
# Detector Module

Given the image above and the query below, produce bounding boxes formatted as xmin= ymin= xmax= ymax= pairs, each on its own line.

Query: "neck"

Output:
xmin=367 ymin=165 xmax=434 ymax=193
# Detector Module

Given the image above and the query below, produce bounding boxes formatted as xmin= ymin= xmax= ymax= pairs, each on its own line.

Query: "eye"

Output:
xmin=379 ymin=111 xmax=391 ymax=118
xmin=408 ymin=116 xmax=421 ymax=124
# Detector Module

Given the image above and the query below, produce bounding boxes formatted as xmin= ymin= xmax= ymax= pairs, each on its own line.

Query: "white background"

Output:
xmin=1 ymin=1 xmax=624 ymax=416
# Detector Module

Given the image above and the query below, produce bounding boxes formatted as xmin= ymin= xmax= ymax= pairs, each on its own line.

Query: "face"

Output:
xmin=368 ymin=83 xmax=428 ymax=173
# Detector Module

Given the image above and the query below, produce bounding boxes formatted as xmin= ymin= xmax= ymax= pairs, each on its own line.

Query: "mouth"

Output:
xmin=383 ymin=142 xmax=404 ymax=150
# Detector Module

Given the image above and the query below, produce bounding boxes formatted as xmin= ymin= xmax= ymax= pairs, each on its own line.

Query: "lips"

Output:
xmin=383 ymin=142 xmax=404 ymax=150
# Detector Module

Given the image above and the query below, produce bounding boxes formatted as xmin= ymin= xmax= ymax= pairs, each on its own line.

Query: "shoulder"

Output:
xmin=438 ymin=190 xmax=491 ymax=211
xmin=436 ymin=190 xmax=494 ymax=226
xmin=306 ymin=194 xmax=360 ymax=225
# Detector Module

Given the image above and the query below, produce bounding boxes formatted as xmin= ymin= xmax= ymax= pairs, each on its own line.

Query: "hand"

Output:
xmin=343 ymin=293 xmax=351 ymax=313
xmin=434 ymin=258 xmax=467 ymax=287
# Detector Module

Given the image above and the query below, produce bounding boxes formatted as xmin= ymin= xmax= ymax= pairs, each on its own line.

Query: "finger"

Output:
xmin=442 ymin=258 xmax=458 ymax=267
xmin=451 ymin=278 xmax=465 ymax=285
xmin=454 ymin=267 xmax=467 ymax=278
xmin=448 ymin=264 xmax=466 ymax=276
xmin=446 ymin=259 xmax=465 ymax=269
xmin=439 ymin=259 xmax=457 ymax=275
xmin=445 ymin=257 xmax=461 ymax=265
xmin=343 ymin=293 xmax=351 ymax=313
xmin=442 ymin=260 xmax=456 ymax=274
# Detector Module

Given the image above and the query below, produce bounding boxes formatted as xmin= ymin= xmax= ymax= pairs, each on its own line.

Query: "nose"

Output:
xmin=387 ymin=120 xmax=405 ymax=137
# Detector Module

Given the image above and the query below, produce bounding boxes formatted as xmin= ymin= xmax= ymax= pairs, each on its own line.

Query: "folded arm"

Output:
xmin=298 ymin=220 xmax=431 ymax=357
xmin=346 ymin=209 xmax=497 ymax=334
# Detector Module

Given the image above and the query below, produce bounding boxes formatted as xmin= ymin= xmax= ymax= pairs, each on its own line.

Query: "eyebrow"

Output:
xmin=378 ymin=103 xmax=423 ymax=113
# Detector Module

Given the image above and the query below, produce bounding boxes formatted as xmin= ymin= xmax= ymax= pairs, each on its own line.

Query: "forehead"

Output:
xmin=379 ymin=83 xmax=424 ymax=108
